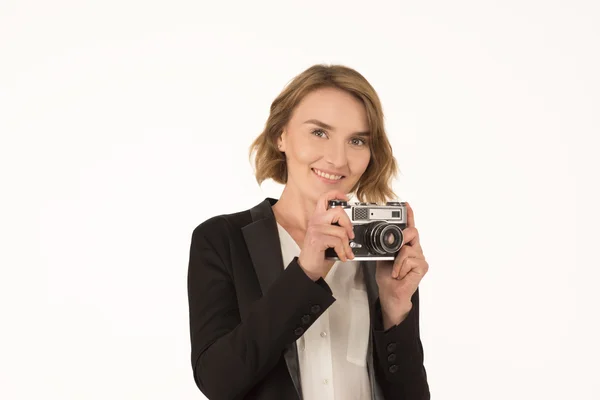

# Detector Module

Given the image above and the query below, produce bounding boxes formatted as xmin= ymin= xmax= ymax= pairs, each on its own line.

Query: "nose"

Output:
xmin=324 ymin=140 xmax=348 ymax=169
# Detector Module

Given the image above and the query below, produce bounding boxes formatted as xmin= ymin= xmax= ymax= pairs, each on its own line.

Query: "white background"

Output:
xmin=2 ymin=0 xmax=599 ymax=399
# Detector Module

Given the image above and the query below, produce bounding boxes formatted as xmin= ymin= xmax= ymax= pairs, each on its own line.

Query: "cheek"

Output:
xmin=290 ymin=140 xmax=321 ymax=165
xmin=351 ymin=151 xmax=371 ymax=175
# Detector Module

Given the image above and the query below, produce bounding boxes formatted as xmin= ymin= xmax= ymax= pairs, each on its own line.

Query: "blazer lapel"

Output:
xmin=242 ymin=198 xmax=283 ymax=296
xmin=241 ymin=198 xmax=303 ymax=399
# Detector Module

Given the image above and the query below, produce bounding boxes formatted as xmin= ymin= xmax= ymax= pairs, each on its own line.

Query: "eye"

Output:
xmin=350 ymin=137 xmax=367 ymax=146
xmin=311 ymin=128 xmax=328 ymax=138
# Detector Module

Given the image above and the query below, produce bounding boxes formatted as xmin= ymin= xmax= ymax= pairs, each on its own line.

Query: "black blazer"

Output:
xmin=187 ymin=198 xmax=430 ymax=400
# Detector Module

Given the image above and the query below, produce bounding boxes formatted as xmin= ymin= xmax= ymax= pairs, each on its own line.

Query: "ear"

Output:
xmin=277 ymin=131 xmax=286 ymax=152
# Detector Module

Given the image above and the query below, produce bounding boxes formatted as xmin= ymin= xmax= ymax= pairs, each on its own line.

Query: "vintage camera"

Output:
xmin=325 ymin=200 xmax=407 ymax=261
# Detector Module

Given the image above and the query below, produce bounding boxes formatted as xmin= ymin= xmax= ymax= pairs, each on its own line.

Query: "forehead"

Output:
xmin=290 ymin=87 xmax=369 ymax=131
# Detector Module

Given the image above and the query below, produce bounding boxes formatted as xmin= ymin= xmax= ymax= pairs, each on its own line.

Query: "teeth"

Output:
xmin=314 ymin=169 xmax=342 ymax=180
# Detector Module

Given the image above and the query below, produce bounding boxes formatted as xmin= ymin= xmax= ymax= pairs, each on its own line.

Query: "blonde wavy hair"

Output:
xmin=249 ymin=64 xmax=399 ymax=203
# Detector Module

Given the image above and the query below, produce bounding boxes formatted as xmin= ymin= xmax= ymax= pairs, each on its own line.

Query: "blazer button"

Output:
xmin=389 ymin=364 xmax=399 ymax=374
xmin=310 ymin=305 xmax=321 ymax=314
xmin=294 ymin=327 xmax=304 ymax=336
xmin=386 ymin=343 xmax=397 ymax=352
xmin=387 ymin=354 xmax=396 ymax=363
xmin=301 ymin=314 xmax=311 ymax=324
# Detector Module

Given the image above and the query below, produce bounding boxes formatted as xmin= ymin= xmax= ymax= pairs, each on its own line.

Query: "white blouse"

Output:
xmin=277 ymin=223 xmax=372 ymax=400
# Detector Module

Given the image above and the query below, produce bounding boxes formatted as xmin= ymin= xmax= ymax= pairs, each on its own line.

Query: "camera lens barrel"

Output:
xmin=366 ymin=222 xmax=404 ymax=255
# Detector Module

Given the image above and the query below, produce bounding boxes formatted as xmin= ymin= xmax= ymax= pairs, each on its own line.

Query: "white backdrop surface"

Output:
xmin=1 ymin=1 xmax=599 ymax=399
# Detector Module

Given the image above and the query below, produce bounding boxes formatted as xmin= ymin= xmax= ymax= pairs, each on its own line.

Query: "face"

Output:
xmin=278 ymin=87 xmax=371 ymax=203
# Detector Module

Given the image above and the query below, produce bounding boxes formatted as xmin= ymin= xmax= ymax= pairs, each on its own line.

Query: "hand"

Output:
xmin=297 ymin=190 xmax=356 ymax=281
xmin=376 ymin=202 xmax=429 ymax=327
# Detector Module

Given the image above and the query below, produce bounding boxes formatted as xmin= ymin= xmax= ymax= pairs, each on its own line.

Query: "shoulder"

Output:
xmin=192 ymin=208 xmax=252 ymax=243
xmin=190 ymin=197 xmax=275 ymax=249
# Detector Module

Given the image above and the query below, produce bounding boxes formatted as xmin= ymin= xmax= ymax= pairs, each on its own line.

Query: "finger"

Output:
xmin=318 ymin=225 xmax=354 ymax=260
xmin=402 ymin=226 xmax=420 ymax=247
xmin=397 ymin=257 xmax=419 ymax=280
xmin=391 ymin=246 xmax=418 ymax=278
xmin=323 ymin=235 xmax=349 ymax=262
xmin=324 ymin=206 xmax=354 ymax=240
xmin=403 ymin=259 xmax=429 ymax=281
xmin=315 ymin=190 xmax=350 ymax=213
xmin=406 ymin=202 xmax=415 ymax=228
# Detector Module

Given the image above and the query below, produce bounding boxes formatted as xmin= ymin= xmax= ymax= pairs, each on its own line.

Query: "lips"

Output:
xmin=312 ymin=168 xmax=345 ymax=182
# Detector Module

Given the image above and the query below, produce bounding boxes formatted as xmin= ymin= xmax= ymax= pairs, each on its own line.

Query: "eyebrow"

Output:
xmin=303 ymin=119 xmax=370 ymax=137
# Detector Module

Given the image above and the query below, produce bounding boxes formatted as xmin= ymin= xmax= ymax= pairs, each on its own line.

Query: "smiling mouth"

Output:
xmin=312 ymin=168 xmax=345 ymax=181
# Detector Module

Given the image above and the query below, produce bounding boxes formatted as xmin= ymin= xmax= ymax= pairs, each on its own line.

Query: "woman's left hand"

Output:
xmin=376 ymin=202 xmax=429 ymax=328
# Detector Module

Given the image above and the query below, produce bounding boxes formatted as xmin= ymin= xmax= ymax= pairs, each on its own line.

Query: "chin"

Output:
xmin=311 ymin=184 xmax=354 ymax=199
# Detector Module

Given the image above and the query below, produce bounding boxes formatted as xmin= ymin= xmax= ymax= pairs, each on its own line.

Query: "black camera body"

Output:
xmin=325 ymin=200 xmax=407 ymax=261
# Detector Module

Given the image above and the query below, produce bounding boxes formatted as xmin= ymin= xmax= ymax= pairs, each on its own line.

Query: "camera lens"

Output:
xmin=366 ymin=222 xmax=404 ymax=255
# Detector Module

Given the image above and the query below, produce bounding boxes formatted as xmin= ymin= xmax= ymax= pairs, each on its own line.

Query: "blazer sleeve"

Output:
xmin=371 ymin=288 xmax=431 ymax=400
xmin=187 ymin=217 xmax=336 ymax=400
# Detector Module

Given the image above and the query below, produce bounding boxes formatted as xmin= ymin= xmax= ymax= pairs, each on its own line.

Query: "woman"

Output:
xmin=187 ymin=64 xmax=430 ymax=400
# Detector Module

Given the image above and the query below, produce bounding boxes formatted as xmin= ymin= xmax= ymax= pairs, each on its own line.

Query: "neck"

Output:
xmin=272 ymin=184 xmax=317 ymax=232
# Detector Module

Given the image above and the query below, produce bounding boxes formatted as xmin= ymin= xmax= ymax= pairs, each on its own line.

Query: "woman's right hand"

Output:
xmin=297 ymin=190 xmax=356 ymax=281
